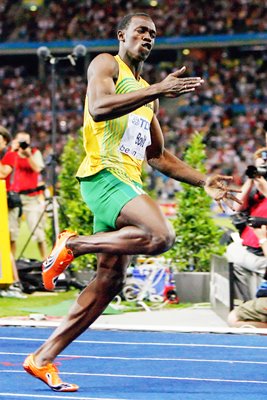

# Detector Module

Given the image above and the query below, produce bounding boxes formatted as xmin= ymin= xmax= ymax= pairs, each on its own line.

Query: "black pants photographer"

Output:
xmin=228 ymin=225 xmax=267 ymax=328
xmin=226 ymin=148 xmax=267 ymax=301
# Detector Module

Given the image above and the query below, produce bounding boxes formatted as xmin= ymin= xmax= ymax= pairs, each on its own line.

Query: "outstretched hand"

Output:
xmin=204 ymin=175 xmax=242 ymax=213
xmin=161 ymin=66 xmax=204 ymax=98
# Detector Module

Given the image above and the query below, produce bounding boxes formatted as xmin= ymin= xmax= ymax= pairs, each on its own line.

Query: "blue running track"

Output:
xmin=0 ymin=326 xmax=267 ymax=399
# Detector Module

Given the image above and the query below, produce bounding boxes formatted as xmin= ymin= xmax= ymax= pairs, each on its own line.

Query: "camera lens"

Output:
xmin=245 ymin=165 xmax=258 ymax=178
xmin=19 ymin=141 xmax=29 ymax=150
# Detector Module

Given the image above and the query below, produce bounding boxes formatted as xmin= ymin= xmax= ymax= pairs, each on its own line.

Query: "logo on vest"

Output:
xmin=118 ymin=114 xmax=151 ymax=160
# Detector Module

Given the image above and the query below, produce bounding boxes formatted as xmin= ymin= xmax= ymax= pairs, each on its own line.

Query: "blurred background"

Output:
xmin=0 ymin=0 xmax=267 ymax=315
xmin=1 ymin=0 xmax=266 ymax=201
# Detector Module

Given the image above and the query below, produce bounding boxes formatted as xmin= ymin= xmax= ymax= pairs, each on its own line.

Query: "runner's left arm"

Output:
xmin=146 ymin=114 xmax=206 ymax=187
xmin=146 ymin=114 xmax=242 ymax=210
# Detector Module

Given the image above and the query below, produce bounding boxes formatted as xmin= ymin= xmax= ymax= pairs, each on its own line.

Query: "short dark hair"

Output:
xmin=117 ymin=13 xmax=152 ymax=32
xmin=0 ymin=125 xmax=12 ymax=144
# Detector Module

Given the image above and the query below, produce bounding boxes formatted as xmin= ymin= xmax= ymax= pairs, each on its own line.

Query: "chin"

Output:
xmin=128 ymin=49 xmax=149 ymax=63
xmin=136 ymin=51 xmax=149 ymax=62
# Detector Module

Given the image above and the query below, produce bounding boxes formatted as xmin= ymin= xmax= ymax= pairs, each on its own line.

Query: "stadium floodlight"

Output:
xmin=37 ymin=45 xmax=87 ymax=240
xmin=68 ymin=44 xmax=87 ymax=66
xmin=36 ymin=46 xmax=52 ymax=60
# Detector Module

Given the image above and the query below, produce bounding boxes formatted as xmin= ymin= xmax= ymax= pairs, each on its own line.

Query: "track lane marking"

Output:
xmin=0 ymin=394 xmax=125 ymax=400
xmin=1 ymin=370 xmax=267 ymax=385
xmin=1 ymin=337 xmax=267 ymax=350
xmin=0 ymin=351 xmax=267 ymax=365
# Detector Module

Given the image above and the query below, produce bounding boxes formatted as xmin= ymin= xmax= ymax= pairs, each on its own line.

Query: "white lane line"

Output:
xmin=1 ymin=370 xmax=267 ymax=385
xmin=0 ymin=337 xmax=267 ymax=350
xmin=0 ymin=351 xmax=267 ymax=366
xmin=0 ymin=394 xmax=125 ymax=400
xmin=1 ymin=320 xmax=267 ymax=335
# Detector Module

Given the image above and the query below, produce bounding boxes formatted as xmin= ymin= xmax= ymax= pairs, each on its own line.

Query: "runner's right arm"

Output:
xmin=87 ymin=54 xmax=203 ymax=121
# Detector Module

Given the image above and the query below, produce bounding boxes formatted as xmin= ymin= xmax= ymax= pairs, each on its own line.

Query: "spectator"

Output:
xmin=226 ymin=147 xmax=267 ymax=301
xmin=228 ymin=225 xmax=267 ymax=329
xmin=0 ymin=125 xmax=26 ymax=299
xmin=1 ymin=47 xmax=266 ymax=195
xmin=0 ymin=131 xmax=47 ymax=259
xmin=1 ymin=2 xmax=267 ymax=199
xmin=1 ymin=0 xmax=266 ymax=42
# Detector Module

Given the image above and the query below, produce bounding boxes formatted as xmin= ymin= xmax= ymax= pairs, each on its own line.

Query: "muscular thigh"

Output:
xmin=80 ymin=168 xmax=172 ymax=237
xmin=116 ymin=193 xmax=172 ymax=235
xmin=80 ymin=169 xmax=145 ymax=233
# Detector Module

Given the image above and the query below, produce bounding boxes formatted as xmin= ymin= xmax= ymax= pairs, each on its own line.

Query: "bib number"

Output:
xmin=118 ymin=114 xmax=151 ymax=160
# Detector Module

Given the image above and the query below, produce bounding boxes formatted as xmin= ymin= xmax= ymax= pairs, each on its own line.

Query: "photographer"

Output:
xmin=0 ymin=131 xmax=47 ymax=259
xmin=228 ymin=225 xmax=267 ymax=328
xmin=226 ymin=147 xmax=267 ymax=301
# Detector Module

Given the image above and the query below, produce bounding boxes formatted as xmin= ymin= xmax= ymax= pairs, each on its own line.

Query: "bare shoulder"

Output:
xmin=87 ymin=53 xmax=118 ymax=78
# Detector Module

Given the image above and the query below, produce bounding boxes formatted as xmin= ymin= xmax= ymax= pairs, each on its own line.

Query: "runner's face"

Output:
xmin=122 ymin=17 xmax=156 ymax=61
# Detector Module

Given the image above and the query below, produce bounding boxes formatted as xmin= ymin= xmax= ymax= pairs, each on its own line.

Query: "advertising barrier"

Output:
xmin=0 ymin=180 xmax=13 ymax=284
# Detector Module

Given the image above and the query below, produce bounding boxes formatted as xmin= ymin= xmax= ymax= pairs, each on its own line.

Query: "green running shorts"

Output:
xmin=79 ymin=169 xmax=145 ymax=233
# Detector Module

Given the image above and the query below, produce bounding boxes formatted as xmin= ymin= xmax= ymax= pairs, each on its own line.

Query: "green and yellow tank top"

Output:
xmin=76 ymin=55 xmax=154 ymax=184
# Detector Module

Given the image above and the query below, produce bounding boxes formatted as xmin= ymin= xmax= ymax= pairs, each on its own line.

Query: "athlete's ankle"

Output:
xmin=34 ymin=354 xmax=52 ymax=368
xmin=66 ymin=235 xmax=89 ymax=258
xmin=65 ymin=236 xmax=76 ymax=251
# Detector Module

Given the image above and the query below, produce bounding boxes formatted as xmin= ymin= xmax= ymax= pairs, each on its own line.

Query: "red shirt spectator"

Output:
xmin=1 ymin=147 xmax=43 ymax=195
xmin=241 ymin=196 xmax=267 ymax=248
xmin=0 ymin=131 xmax=47 ymax=260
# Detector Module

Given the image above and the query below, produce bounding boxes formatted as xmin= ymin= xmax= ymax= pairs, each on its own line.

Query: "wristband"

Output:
xmin=259 ymin=238 xmax=267 ymax=245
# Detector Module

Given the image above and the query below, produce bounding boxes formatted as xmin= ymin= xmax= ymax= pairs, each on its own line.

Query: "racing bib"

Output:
xmin=118 ymin=114 xmax=151 ymax=160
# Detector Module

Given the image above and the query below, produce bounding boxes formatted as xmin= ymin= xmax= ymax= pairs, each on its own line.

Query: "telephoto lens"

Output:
xmin=19 ymin=141 xmax=29 ymax=150
xmin=245 ymin=164 xmax=267 ymax=179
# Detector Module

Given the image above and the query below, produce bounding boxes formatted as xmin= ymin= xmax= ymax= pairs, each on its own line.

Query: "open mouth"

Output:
xmin=141 ymin=43 xmax=152 ymax=51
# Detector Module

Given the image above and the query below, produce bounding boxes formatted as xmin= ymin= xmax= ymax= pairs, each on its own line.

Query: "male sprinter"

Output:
xmin=24 ymin=12 xmax=241 ymax=392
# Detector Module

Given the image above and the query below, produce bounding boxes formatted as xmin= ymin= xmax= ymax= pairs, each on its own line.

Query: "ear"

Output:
xmin=117 ymin=30 xmax=125 ymax=42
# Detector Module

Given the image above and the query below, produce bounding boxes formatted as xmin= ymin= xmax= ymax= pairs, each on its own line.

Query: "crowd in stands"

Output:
xmin=0 ymin=64 xmax=85 ymax=165
xmin=1 ymin=0 xmax=267 ymax=199
xmin=1 ymin=47 xmax=266 ymax=199
xmin=1 ymin=0 xmax=266 ymax=43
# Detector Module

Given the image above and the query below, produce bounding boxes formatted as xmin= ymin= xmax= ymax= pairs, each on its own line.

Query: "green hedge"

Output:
xmin=56 ymin=131 xmax=95 ymax=270
xmin=165 ymin=131 xmax=225 ymax=271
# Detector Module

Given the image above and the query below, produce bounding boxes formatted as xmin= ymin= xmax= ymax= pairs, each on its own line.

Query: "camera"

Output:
xmin=19 ymin=141 xmax=30 ymax=150
xmin=248 ymin=216 xmax=267 ymax=228
xmin=245 ymin=164 xmax=267 ymax=179
xmin=231 ymin=212 xmax=267 ymax=233
xmin=245 ymin=151 xmax=267 ymax=179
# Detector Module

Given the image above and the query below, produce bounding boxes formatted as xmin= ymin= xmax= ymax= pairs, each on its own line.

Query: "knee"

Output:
xmin=227 ymin=309 xmax=239 ymax=327
xmin=149 ymin=226 xmax=176 ymax=255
